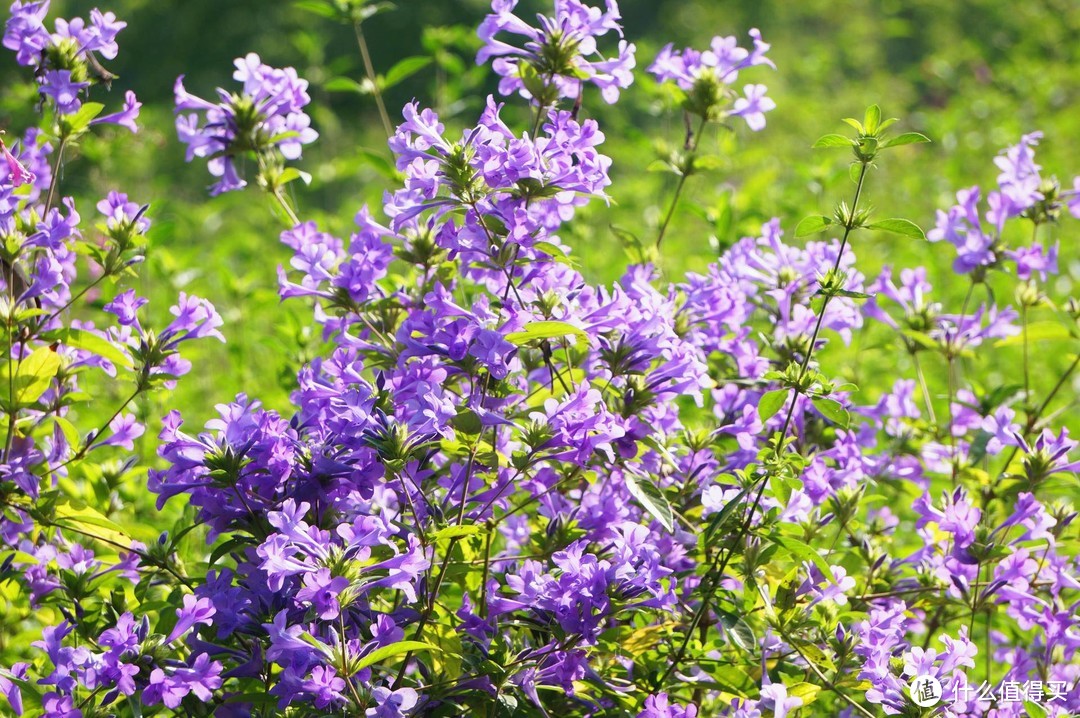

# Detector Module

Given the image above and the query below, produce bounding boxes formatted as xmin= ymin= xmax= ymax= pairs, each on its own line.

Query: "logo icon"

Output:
xmin=909 ymin=675 xmax=943 ymax=707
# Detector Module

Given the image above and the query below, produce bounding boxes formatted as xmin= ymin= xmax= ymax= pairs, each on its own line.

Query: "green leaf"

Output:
xmin=356 ymin=147 xmax=399 ymax=180
xmin=882 ymin=132 xmax=931 ymax=148
xmin=995 ymin=321 xmax=1072 ymax=347
xmin=52 ymin=497 xmax=132 ymax=547
xmin=430 ymin=525 xmax=483 ymax=542
xmin=703 ymin=483 xmax=752 ymax=543
xmin=811 ymin=397 xmax=850 ymax=427
xmin=863 ymin=104 xmax=881 ymax=134
xmin=324 ymin=77 xmax=367 ymax=94
xmin=293 ymin=0 xmax=337 ymax=18
xmin=788 ymin=682 xmax=823 ymax=706
xmin=623 ymin=471 xmax=674 ymax=533
xmin=505 ymin=320 xmax=588 ymax=346
xmin=866 ymin=218 xmax=925 ymax=239
xmin=770 ymin=534 xmax=837 ymax=585
xmin=62 ymin=102 xmax=105 ymax=135
xmin=840 ymin=118 xmax=864 ymax=134
xmin=382 ymin=56 xmax=432 ymax=89
xmin=812 ymin=134 xmax=854 ymax=149
xmin=278 ymin=167 xmax=312 ymax=186
xmin=795 ymin=215 xmax=833 ymax=237
xmin=901 ymin=329 xmax=940 ymax=351
xmin=4 ymin=346 xmax=62 ymax=409
xmin=356 ymin=640 xmax=437 ymax=671
xmin=51 ymin=328 xmax=133 ymax=370
xmin=52 ymin=415 xmax=81 ymax=449
xmin=758 ymin=389 xmax=789 ymax=422
xmin=716 ymin=609 xmax=756 ymax=652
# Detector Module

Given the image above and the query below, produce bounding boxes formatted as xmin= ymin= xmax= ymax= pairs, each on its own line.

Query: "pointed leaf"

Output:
xmin=52 ymin=497 xmax=132 ymax=547
xmin=5 ymin=346 xmax=62 ymax=409
xmin=716 ymin=609 xmax=756 ymax=652
xmin=882 ymin=132 xmax=931 ymax=148
xmin=52 ymin=328 xmax=133 ymax=370
xmin=770 ymin=534 xmax=837 ymax=585
xmin=623 ymin=471 xmax=674 ymax=533
xmin=505 ymin=320 xmax=588 ymax=346
xmin=758 ymin=389 xmax=789 ymax=422
xmin=356 ymin=641 xmax=438 ymax=671
xmin=863 ymin=105 xmax=881 ymax=134
xmin=866 ymin=218 xmax=925 ymax=239
xmin=812 ymin=134 xmax=854 ymax=149
xmin=812 ymin=397 xmax=850 ymax=427
xmin=382 ymin=56 xmax=432 ymax=89
xmin=795 ymin=215 xmax=833 ymax=237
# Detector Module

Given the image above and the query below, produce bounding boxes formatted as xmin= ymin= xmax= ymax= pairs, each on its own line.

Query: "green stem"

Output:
xmin=656 ymin=115 xmax=709 ymax=249
xmin=653 ymin=159 xmax=872 ymax=697
xmin=354 ymin=22 xmax=393 ymax=139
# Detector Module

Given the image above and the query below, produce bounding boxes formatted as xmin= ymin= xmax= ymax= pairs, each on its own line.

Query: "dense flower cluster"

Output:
xmin=2 ymin=1 xmax=1078 ymax=717
xmin=477 ymin=0 xmax=636 ymax=105
xmin=928 ymin=131 xmax=1079 ymax=277
xmin=174 ymin=52 xmax=318 ymax=194
xmin=649 ymin=30 xmax=775 ymax=128
xmin=3 ymin=0 xmax=139 ymax=127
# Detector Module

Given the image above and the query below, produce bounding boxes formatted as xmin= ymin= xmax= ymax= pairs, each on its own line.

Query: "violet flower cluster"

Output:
xmin=649 ymin=29 xmax=775 ymax=128
xmin=3 ymin=0 xmax=139 ymax=129
xmin=174 ymin=53 xmax=318 ymax=195
xmin=477 ymin=0 xmax=636 ymax=105
xmin=2 ymin=1 xmax=1079 ymax=717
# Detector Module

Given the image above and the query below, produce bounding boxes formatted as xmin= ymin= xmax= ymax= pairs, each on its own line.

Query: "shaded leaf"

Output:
xmin=812 ymin=397 xmax=850 ymax=427
xmin=624 ymin=471 xmax=674 ymax=533
xmin=382 ymin=56 xmax=432 ymax=89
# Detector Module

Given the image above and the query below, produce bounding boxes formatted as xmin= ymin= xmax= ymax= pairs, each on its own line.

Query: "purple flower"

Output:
xmin=41 ymin=692 xmax=79 ymax=718
xmin=649 ymin=30 xmax=774 ymax=127
xmin=91 ymin=91 xmax=141 ymax=133
xmin=637 ymin=693 xmax=697 ymax=718
xmin=296 ymin=568 xmax=350 ymax=620
xmin=1007 ymin=241 xmax=1058 ymax=281
xmin=91 ymin=412 xmax=144 ymax=451
xmin=40 ymin=69 xmax=88 ymax=114
xmin=477 ymin=0 xmax=636 ymax=105
xmin=366 ymin=686 xmax=418 ymax=717
xmin=759 ymin=682 xmax=802 ymax=718
xmin=0 ymin=135 xmax=35 ymax=187
xmin=303 ymin=666 xmax=346 ymax=709
xmin=174 ymin=54 xmax=317 ymax=195
xmin=730 ymin=83 xmax=775 ymax=131
xmin=166 ymin=594 xmax=216 ymax=643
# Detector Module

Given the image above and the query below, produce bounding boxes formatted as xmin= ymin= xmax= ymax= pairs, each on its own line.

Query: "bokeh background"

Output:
xmin=2 ymin=0 xmax=1077 ymax=433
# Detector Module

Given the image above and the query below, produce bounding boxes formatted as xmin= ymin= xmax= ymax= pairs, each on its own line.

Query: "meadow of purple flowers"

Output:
xmin=0 ymin=0 xmax=1077 ymax=716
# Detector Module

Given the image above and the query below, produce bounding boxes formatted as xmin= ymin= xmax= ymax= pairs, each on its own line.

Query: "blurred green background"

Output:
xmin=3 ymin=0 xmax=1077 ymax=430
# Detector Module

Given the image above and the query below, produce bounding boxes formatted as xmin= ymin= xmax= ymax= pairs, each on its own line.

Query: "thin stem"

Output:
xmin=354 ymin=22 xmax=393 ymax=139
xmin=1021 ymin=304 xmax=1030 ymax=402
xmin=654 ymin=160 xmax=871 ymax=695
xmin=912 ymin=351 xmax=938 ymax=426
xmin=785 ymin=636 xmax=877 ymax=718
xmin=44 ymin=138 xmax=68 ymax=213
xmin=271 ymin=188 xmax=301 ymax=227
xmin=656 ymin=115 xmax=709 ymax=248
